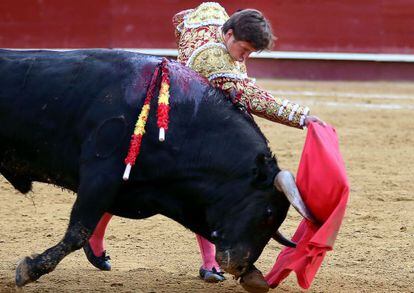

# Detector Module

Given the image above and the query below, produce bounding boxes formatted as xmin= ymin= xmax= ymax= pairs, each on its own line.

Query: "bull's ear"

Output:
xmin=252 ymin=153 xmax=274 ymax=188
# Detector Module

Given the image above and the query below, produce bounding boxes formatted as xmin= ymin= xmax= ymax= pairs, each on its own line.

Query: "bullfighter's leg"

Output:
xmin=83 ymin=212 xmax=113 ymax=270
xmin=15 ymin=173 xmax=120 ymax=287
xmin=196 ymin=234 xmax=225 ymax=282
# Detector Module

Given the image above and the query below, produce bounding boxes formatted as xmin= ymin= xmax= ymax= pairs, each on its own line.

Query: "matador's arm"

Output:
xmin=211 ymin=77 xmax=309 ymax=129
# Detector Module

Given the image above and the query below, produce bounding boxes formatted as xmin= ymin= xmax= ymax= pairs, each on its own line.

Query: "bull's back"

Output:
xmin=0 ymin=49 xmax=157 ymax=131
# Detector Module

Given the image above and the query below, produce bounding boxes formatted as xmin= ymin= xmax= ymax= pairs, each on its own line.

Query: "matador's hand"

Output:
xmin=304 ymin=115 xmax=327 ymax=127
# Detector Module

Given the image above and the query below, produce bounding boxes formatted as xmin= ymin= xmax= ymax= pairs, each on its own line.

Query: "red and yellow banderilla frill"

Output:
xmin=123 ymin=58 xmax=171 ymax=180
xmin=157 ymin=60 xmax=171 ymax=141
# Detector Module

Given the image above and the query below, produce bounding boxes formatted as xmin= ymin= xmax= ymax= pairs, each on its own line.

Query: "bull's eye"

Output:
xmin=266 ymin=207 xmax=273 ymax=218
xmin=211 ymin=230 xmax=220 ymax=240
xmin=265 ymin=207 xmax=275 ymax=225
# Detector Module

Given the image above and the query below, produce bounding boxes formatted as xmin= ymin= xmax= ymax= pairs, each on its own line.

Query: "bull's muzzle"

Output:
xmin=216 ymin=249 xmax=270 ymax=293
xmin=215 ymin=248 xmax=251 ymax=277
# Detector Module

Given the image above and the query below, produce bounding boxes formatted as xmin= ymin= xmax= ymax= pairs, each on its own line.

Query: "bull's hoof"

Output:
xmin=240 ymin=267 xmax=269 ymax=293
xmin=16 ymin=256 xmax=37 ymax=287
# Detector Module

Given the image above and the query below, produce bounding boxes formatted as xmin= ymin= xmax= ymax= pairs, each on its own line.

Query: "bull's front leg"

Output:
xmin=15 ymin=220 xmax=90 ymax=286
xmin=15 ymin=172 xmax=120 ymax=287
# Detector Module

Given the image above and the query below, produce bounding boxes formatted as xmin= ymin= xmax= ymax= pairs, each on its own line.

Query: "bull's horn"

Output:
xmin=274 ymin=170 xmax=318 ymax=224
xmin=273 ymin=231 xmax=296 ymax=248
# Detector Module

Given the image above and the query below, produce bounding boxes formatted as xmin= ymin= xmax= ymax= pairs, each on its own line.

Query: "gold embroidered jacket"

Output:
xmin=173 ymin=2 xmax=309 ymax=128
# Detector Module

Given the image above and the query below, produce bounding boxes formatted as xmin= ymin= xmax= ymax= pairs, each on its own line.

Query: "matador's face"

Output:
xmin=223 ymin=29 xmax=257 ymax=62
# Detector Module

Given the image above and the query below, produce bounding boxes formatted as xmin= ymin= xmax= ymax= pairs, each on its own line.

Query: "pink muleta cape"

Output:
xmin=265 ymin=122 xmax=350 ymax=289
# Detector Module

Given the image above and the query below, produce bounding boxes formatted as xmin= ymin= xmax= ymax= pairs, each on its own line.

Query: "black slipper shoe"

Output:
xmin=83 ymin=241 xmax=111 ymax=271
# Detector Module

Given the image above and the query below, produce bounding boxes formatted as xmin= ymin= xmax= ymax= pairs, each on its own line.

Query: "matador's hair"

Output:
xmin=222 ymin=9 xmax=275 ymax=51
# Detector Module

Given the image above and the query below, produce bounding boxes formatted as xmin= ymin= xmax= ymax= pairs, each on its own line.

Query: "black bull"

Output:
xmin=0 ymin=49 xmax=293 ymax=287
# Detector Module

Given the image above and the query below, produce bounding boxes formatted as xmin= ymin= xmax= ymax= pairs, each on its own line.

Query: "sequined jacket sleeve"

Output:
xmin=210 ymin=77 xmax=309 ymax=128
xmin=172 ymin=9 xmax=193 ymax=44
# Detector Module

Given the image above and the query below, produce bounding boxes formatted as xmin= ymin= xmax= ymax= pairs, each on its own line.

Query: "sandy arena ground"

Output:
xmin=0 ymin=80 xmax=413 ymax=292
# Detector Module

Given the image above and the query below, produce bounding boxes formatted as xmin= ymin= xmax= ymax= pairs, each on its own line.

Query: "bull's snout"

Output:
xmin=215 ymin=248 xmax=251 ymax=277
xmin=216 ymin=249 xmax=270 ymax=293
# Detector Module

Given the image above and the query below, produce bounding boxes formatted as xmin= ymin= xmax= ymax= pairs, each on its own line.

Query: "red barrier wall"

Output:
xmin=1 ymin=1 xmax=414 ymax=80
xmin=1 ymin=0 xmax=413 ymax=53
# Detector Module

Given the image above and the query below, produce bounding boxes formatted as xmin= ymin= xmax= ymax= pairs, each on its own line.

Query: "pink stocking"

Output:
xmin=89 ymin=213 xmax=113 ymax=257
xmin=196 ymin=234 xmax=220 ymax=270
